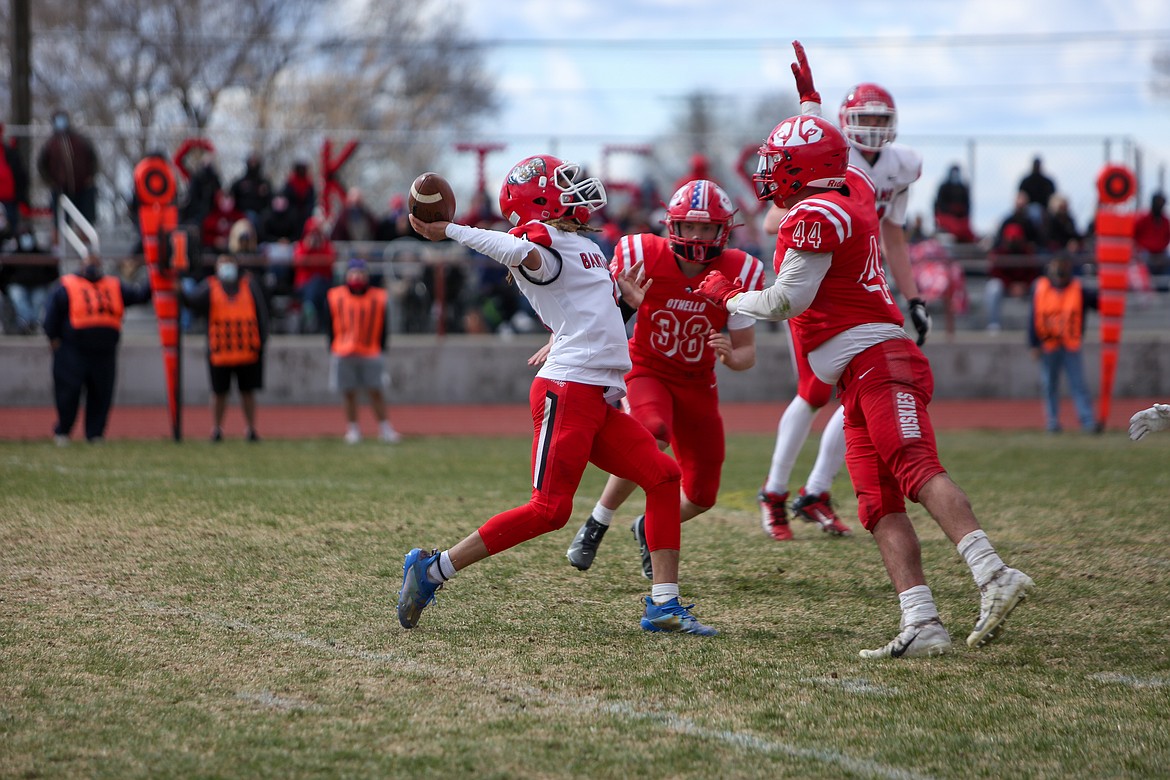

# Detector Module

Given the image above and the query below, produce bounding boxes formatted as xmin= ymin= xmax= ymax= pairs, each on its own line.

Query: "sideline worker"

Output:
xmin=323 ymin=259 xmax=401 ymax=444
xmin=180 ymin=253 xmax=268 ymax=442
xmin=42 ymin=251 xmax=152 ymax=444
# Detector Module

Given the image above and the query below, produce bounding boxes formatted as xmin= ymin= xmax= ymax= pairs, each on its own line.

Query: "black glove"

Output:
xmin=907 ymin=298 xmax=931 ymax=346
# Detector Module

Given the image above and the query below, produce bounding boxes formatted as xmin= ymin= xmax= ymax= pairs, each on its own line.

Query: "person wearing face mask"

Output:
xmin=322 ymin=258 xmax=400 ymax=444
xmin=41 ymin=251 xmax=152 ymax=444
xmin=1028 ymin=255 xmax=1099 ymax=434
xmin=179 ymin=253 xmax=269 ymax=442
xmin=36 ymin=110 xmax=100 ymax=247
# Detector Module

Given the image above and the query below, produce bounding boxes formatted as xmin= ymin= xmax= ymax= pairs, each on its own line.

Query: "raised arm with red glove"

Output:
xmin=791 ymin=40 xmax=821 ymax=106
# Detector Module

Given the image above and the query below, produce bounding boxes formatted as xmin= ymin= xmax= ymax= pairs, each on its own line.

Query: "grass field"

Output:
xmin=2 ymin=430 xmax=1169 ymax=779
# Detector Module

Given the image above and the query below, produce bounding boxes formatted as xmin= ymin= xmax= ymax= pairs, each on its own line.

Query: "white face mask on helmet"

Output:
xmin=217 ymin=262 xmax=239 ymax=284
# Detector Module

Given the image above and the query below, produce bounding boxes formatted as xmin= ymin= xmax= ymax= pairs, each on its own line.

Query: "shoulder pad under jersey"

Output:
xmin=882 ymin=143 xmax=922 ymax=187
xmin=509 ymin=222 xmax=553 ymax=248
xmin=779 ymin=195 xmax=854 ymax=254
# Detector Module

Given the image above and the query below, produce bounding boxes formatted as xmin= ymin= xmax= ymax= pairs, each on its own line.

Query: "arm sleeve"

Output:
xmin=445 ymin=223 xmax=534 ymax=267
xmin=42 ymin=284 xmax=67 ymax=338
xmin=727 ymin=248 xmax=831 ymax=321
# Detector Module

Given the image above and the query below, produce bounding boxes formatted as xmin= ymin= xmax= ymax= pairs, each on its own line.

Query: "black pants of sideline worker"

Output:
xmin=52 ymin=343 xmax=117 ymax=441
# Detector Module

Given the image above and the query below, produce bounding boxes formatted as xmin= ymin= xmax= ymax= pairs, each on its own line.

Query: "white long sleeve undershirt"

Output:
xmin=727 ymin=248 xmax=831 ymax=321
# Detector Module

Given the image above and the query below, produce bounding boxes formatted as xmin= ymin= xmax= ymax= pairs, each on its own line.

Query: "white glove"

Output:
xmin=1128 ymin=403 xmax=1170 ymax=441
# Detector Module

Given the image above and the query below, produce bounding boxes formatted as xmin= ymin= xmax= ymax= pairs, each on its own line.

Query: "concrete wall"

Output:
xmin=3 ymin=329 xmax=1168 ymax=406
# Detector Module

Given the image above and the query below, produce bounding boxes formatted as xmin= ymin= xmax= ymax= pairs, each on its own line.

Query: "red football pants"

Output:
xmin=837 ymin=339 xmax=946 ymax=531
xmin=477 ymin=378 xmax=682 ymax=555
xmin=625 ymin=369 xmax=724 ymax=508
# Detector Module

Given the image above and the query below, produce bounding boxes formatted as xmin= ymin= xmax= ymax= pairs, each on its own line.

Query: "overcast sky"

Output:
xmin=454 ymin=0 xmax=1169 ymax=236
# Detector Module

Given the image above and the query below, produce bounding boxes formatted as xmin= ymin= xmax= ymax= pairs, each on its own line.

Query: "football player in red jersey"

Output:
xmin=757 ymin=41 xmax=931 ymax=543
xmin=696 ymin=114 xmax=1034 ymax=659
xmin=396 ymin=154 xmax=718 ymax=636
xmin=559 ymin=179 xmax=766 ymax=578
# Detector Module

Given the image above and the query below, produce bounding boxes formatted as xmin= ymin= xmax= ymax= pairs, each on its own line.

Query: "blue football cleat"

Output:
xmin=640 ymin=596 xmax=718 ymax=636
xmin=397 ymin=548 xmax=442 ymax=629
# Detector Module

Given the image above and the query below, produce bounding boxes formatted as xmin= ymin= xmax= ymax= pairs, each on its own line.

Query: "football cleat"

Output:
xmin=630 ymin=515 xmax=653 ymax=580
xmin=640 ymin=597 xmax=718 ymax=636
xmin=396 ymin=547 xmax=443 ymax=629
xmin=967 ymin=567 xmax=1035 ymax=648
xmin=566 ymin=515 xmax=610 ymax=571
xmin=792 ymin=489 xmax=851 ymax=536
xmin=758 ymin=490 xmax=792 ymax=541
xmin=859 ymin=618 xmax=951 ymax=659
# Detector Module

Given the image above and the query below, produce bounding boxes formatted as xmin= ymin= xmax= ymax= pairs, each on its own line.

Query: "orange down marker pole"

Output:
xmin=1093 ymin=164 xmax=1137 ymax=431
xmin=133 ymin=155 xmax=183 ymax=441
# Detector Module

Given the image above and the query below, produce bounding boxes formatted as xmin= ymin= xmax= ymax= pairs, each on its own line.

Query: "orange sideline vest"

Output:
xmin=62 ymin=274 xmax=124 ymax=330
xmin=208 ymin=276 xmax=262 ymax=366
xmin=327 ymin=286 xmax=387 ymax=358
xmin=1033 ymin=277 xmax=1083 ymax=352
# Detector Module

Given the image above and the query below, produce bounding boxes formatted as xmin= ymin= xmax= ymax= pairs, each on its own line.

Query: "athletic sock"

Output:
xmin=957 ymin=530 xmax=1006 ymax=588
xmin=651 ymin=583 xmax=680 ymax=605
xmin=591 ymin=502 xmax=615 ymax=526
xmin=764 ymin=396 xmax=817 ymax=494
xmin=426 ymin=550 xmax=458 ymax=585
xmin=898 ymin=584 xmax=940 ymax=627
xmin=804 ymin=405 xmax=846 ymax=495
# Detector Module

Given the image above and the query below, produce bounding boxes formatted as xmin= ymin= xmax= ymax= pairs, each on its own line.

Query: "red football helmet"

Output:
xmin=752 ymin=115 xmax=849 ymax=206
xmin=664 ymin=179 xmax=738 ymax=264
xmin=839 ymin=83 xmax=897 ymax=152
xmin=498 ymin=154 xmax=607 ymax=226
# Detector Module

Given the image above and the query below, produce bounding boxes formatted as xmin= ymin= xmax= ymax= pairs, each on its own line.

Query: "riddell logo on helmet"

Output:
xmin=825 ymin=178 xmax=845 ymax=188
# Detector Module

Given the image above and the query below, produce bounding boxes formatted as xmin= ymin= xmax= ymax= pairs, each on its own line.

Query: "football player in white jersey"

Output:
xmin=757 ymin=41 xmax=932 ymax=542
xmin=396 ymin=154 xmax=718 ymax=636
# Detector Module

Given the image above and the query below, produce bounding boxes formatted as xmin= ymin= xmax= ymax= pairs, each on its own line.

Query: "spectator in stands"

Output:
xmin=260 ymin=194 xmax=301 ymax=245
xmin=1018 ymin=156 xmax=1057 ymax=227
xmin=229 ymin=152 xmax=273 ymax=230
xmin=375 ymin=194 xmax=420 ymax=242
xmin=258 ymin=194 xmax=300 ymax=295
xmin=1028 ymin=255 xmax=1098 ymax=434
xmin=280 ymin=160 xmax=317 ymax=237
xmin=36 ymin=110 xmax=99 ymax=244
xmin=201 ymin=189 xmax=245 ymax=257
xmin=997 ymin=189 xmax=1045 ymax=247
xmin=1044 ymin=194 xmax=1082 ymax=253
xmin=1133 ymin=192 xmax=1169 ymax=277
xmin=179 ymin=149 xmax=222 ymax=228
xmin=985 ymin=222 xmax=1039 ymax=332
xmin=2 ymin=224 xmax=58 ymax=334
xmin=331 ymin=187 xmax=378 ymax=242
xmin=43 ymin=251 xmax=152 ymax=444
xmin=933 ymin=163 xmax=976 ymax=243
xmin=0 ymin=122 xmax=30 ymax=244
xmin=292 ymin=215 xmax=336 ymax=333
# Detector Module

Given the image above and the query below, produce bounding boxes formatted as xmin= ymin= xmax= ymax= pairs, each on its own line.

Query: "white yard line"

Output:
xmin=139 ymin=600 xmax=936 ymax=780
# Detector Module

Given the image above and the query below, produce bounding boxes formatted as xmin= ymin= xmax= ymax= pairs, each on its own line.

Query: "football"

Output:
xmin=408 ymin=172 xmax=456 ymax=223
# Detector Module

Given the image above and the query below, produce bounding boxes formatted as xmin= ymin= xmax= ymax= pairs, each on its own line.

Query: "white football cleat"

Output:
xmin=967 ymin=567 xmax=1035 ymax=648
xmin=860 ymin=619 xmax=952 ymax=660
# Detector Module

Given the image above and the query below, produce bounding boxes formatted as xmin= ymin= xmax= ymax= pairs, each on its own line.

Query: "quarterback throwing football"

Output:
xmin=397 ymin=154 xmax=718 ymax=636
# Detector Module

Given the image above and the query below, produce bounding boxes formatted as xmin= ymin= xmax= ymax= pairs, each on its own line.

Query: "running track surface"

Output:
xmin=1 ymin=399 xmax=1158 ymax=442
